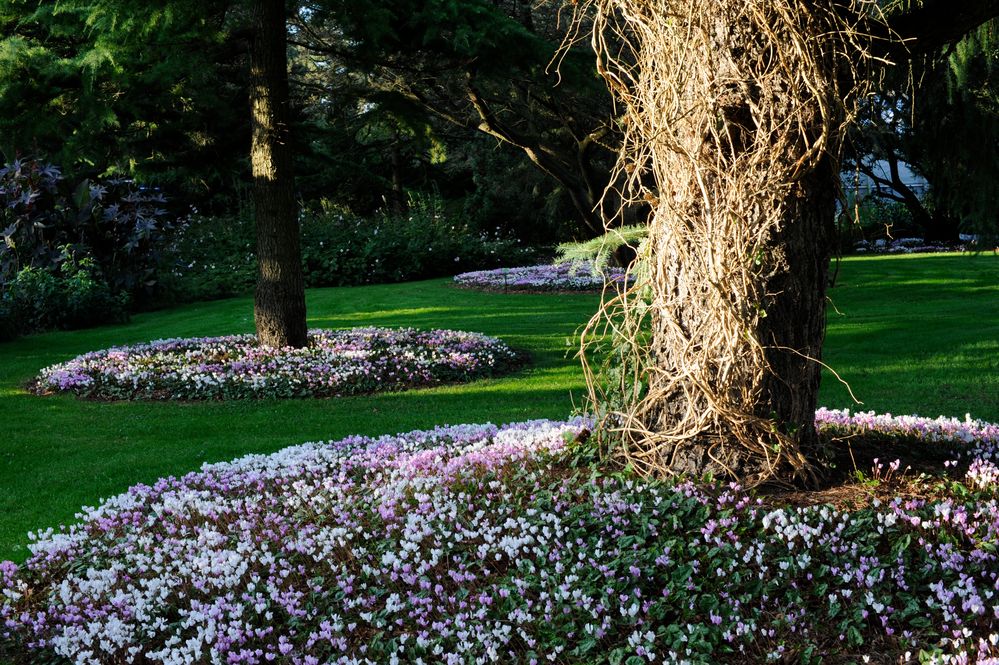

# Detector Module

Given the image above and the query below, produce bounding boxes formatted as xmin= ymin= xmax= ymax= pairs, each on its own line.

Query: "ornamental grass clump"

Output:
xmin=32 ymin=327 xmax=520 ymax=400
xmin=453 ymin=262 xmax=631 ymax=293
xmin=3 ymin=411 xmax=999 ymax=663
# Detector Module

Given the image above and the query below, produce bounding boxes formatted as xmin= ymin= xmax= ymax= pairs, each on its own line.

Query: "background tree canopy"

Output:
xmin=0 ymin=0 xmax=617 ymax=242
xmin=0 ymin=0 xmax=249 ymax=211
xmin=844 ymin=18 xmax=999 ymax=242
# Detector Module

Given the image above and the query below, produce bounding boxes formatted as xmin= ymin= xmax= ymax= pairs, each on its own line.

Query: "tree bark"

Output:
xmin=250 ymin=0 xmax=307 ymax=349
xmin=754 ymin=163 xmax=836 ymax=464
xmin=586 ymin=0 xmax=999 ymax=486
xmin=641 ymin=164 xmax=836 ymax=483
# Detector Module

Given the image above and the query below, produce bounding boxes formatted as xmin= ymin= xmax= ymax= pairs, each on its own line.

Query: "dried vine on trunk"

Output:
xmin=573 ymin=0 xmax=883 ymax=486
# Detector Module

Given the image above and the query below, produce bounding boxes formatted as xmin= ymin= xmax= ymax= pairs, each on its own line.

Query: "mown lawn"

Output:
xmin=0 ymin=252 xmax=997 ymax=562
xmin=822 ymin=252 xmax=999 ymax=420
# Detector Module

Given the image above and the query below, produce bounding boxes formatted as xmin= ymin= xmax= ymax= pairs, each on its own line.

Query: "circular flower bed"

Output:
xmin=32 ymin=327 xmax=521 ymax=400
xmin=454 ymin=261 xmax=632 ymax=292
xmin=3 ymin=410 xmax=999 ymax=663
xmin=853 ymin=237 xmax=967 ymax=255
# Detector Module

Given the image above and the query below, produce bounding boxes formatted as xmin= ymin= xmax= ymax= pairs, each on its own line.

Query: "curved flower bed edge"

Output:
xmin=30 ymin=326 xmax=525 ymax=401
xmin=3 ymin=408 xmax=999 ymax=663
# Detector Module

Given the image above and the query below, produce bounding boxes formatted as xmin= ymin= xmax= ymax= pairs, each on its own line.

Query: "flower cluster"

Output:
xmin=816 ymin=407 xmax=999 ymax=465
xmin=453 ymin=262 xmax=631 ymax=293
xmin=3 ymin=410 xmax=999 ymax=663
xmin=853 ymin=238 xmax=965 ymax=255
xmin=32 ymin=327 xmax=521 ymax=400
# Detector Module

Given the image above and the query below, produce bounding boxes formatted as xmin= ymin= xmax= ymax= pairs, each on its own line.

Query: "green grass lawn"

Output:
xmin=822 ymin=252 xmax=999 ymax=420
xmin=1 ymin=253 xmax=997 ymax=562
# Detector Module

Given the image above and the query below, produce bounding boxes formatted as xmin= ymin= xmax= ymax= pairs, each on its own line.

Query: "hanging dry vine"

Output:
xmin=570 ymin=0 xmax=888 ymax=486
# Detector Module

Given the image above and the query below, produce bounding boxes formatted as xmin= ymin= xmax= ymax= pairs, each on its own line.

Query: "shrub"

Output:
xmin=0 ymin=158 xmax=176 ymax=337
xmin=0 ymin=300 xmax=15 ymax=342
xmin=58 ymin=256 xmax=130 ymax=330
xmin=1 ymin=253 xmax=128 ymax=336
xmin=159 ymin=212 xmax=257 ymax=302
xmin=165 ymin=197 xmax=537 ymax=301
xmin=299 ymin=196 xmax=535 ymax=287
xmin=0 ymin=159 xmax=176 ymax=295
xmin=3 ymin=266 xmax=61 ymax=332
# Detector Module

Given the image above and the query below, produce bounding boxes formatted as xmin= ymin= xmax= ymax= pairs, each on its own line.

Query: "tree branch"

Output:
xmin=879 ymin=1 xmax=999 ymax=59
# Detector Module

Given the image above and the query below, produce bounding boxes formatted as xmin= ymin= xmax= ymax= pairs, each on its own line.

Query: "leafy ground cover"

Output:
xmin=3 ymin=411 xmax=999 ymax=663
xmin=31 ymin=328 xmax=519 ymax=400
xmin=453 ymin=261 xmax=630 ymax=292
xmin=0 ymin=280 xmax=599 ymax=565
xmin=0 ymin=252 xmax=996 ymax=572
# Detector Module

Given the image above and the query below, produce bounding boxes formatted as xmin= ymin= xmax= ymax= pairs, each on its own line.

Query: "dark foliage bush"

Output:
xmin=164 ymin=196 xmax=536 ymax=301
xmin=0 ymin=159 xmax=176 ymax=339
xmin=1 ymin=256 xmax=128 ymax=337
xmin=1 ymin=159 xmax=177 ymax=294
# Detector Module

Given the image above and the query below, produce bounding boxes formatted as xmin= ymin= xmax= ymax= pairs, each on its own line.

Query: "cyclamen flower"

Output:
xmin=454 ymin=262 xmax=632 ymax=292
xmin=3 ymin=411 xmax=999 ymax=663
xmin=32 ymin=327 xmax=521 ymax=400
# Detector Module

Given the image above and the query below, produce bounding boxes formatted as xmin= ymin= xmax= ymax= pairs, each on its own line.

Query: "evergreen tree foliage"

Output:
xmin=0 ymin=0 xmax=249 ymax=208
xmin=911 ymin=20 xmax=999 ymax=238
xmin=292 ymin=0 xmax=620 ymax=237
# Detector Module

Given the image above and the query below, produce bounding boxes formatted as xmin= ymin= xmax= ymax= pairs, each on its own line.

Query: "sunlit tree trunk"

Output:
xmin=584 ymin=0 xmax=999 ymax=486
xmin=578 ymin=0 xmax=860 ymax=485
xmin=250 ymin=0 xmax=307 ymax=348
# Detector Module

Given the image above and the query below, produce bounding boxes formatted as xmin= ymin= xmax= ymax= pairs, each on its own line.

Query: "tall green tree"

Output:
xmin=0 ymin=0 xmax=308 ymax=346
xmin=291 ymin=0 xmax=621 ymax=237
xmin=0 ymin=0 xmax=250 ymax=208
xmin=251 ymin=0 xmax=307 ymax=348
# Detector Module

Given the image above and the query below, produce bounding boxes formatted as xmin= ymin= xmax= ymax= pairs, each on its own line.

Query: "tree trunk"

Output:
xmin=583 ymin=0 xmax=861 ymax=487
xmin=639 ymin=164 xmax=836 ymax=484
xmin=585 ymin=0 xmax=999 ymax=486
xmin=755 ymin=164 xmax=837 ymax=465
xmin=250 ymin=0 xmax=307 ymax=349
xmin=389 ymin=141 xmax=407 ymax=214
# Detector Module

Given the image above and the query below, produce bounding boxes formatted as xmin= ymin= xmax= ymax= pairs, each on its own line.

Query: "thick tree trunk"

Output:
xmin=587 ymin=0 xmax=999 ymax=486
xmin=755 ymin=165 xmax=837 ymax=464
xmin=250 ymin=0 xmax=308 ymax=349
xmin=642 ymin=166 xmax=836 ymax=484
xmin=581 ymin=0 xmax=861 ymax=487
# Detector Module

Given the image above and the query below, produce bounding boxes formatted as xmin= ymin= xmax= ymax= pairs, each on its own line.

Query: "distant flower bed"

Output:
xmin=454 ymin=261 xmax=632 ymax=292
xmin=3 ymin=410 xmax=999 ymax=663
xmin=853 ymin=237 xmax=966 ymax=255
xmin=32 ymin=327 xmax=520 ymax=400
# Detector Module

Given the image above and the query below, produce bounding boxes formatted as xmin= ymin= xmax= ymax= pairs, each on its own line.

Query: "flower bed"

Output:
xmin=32 ymin=327 xmax=521 ymax=400
xmin=3 ymin=410 xmax=999 ymax=663
xmin=453 ymin=261 xmax=631 ymax=292
xmin=853 ymin=238 xmax=966 ymax=255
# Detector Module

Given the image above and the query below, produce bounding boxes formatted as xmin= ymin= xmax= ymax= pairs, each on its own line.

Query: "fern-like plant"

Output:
xmin=555 ymin=224 xmax=649 ymax=281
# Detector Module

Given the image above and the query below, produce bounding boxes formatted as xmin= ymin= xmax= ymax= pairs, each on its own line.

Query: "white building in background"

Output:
xmin=843 ymin=159 xmax=929 ymax=199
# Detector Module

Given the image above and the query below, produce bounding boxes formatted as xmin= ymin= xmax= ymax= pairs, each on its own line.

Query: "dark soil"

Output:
xmin=759 ymin=431 xmax=967 ymax=510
